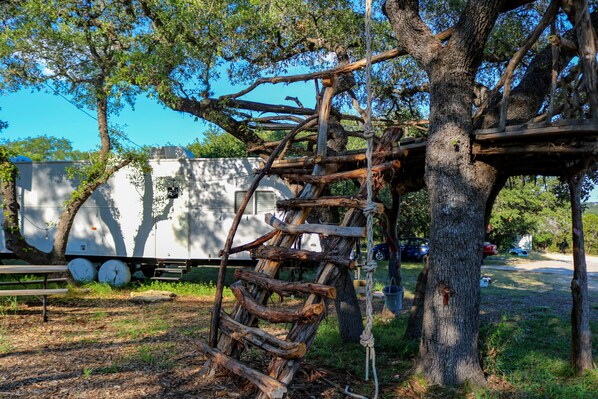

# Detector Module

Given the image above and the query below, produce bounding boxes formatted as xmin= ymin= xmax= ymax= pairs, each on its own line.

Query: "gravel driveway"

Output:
xmin=483 ymin=252 xmax=598 ymax=293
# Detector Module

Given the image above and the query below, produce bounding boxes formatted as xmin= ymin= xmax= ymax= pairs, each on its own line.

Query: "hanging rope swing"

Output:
xmin=345 ymin=1 xmax=379 ymax=398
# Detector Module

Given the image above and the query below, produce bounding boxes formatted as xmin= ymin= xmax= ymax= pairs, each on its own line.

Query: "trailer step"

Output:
xmin=150 ymin=276 xmax=183 ymax=282
xmin=154 ymin=267 xmax=185 ymax=273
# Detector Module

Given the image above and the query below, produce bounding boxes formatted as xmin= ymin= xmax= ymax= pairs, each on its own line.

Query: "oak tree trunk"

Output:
xmin=418 ymin=66 xmax=497 ymax=386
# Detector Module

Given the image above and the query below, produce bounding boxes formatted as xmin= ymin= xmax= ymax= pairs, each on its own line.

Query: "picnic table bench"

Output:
xmin=0 ymin=265 xmax=69 ymax=322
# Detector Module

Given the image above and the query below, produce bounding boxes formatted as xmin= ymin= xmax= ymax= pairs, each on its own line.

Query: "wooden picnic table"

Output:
xmin=0 ymin=265 xmax=69 ymax=322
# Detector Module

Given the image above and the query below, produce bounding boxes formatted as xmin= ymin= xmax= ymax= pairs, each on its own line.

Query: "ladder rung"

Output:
xmin=251 ymin=246 xmax=355 ymax=270
xmin=235 ymin=269 xmax=336 ymax=299
xmin=265 ymin=213 xmax=365 ymax=238
xmin=230 ymin=282 xmax=324 ymax=324
xmin=219 ymin=311 xmax=306 ymax=359
xmin=198 ymin=341 xmax=287 ymax=399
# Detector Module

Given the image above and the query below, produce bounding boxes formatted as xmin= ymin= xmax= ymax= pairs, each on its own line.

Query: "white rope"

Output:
xmin=359 ymin=0 xmax=379 ymax=398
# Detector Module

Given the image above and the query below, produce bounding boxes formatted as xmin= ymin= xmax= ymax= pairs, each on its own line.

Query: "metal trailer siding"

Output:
xmin=0 ymin=157 xmax=306 ymax=262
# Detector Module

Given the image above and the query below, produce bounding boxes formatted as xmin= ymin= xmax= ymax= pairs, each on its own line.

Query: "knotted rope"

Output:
xmin=357 ymin=0 xmax=379 ymax=398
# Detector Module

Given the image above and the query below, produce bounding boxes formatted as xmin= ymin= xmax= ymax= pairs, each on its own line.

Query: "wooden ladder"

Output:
xmin=199 ymin=86 xmax=403 ymax=398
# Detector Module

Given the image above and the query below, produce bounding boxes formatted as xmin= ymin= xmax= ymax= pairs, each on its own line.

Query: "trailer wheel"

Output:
xmin=98 ymin=260 xmax=131 ymax=287
xmin=68 ymin=258 xmax=97 ymax=283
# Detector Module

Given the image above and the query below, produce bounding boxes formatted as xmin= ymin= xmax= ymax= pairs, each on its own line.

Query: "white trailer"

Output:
xmin=0 ymin=148 xmax=318 ymax=276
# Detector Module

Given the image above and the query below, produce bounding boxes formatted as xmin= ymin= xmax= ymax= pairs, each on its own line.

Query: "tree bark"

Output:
xmin=419 ymin=66 xmax=495 ymax=387
xmin=386 ymin=182 xmax=402 ymax=287
xmin=384 ymin=0 xmax=503 ymax=387
xmin=568 ymin=171 xmax=595 ymax=373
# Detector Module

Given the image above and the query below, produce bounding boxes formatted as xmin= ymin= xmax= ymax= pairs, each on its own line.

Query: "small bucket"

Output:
xmin=383 ymin=285 xmax=403 ymax=314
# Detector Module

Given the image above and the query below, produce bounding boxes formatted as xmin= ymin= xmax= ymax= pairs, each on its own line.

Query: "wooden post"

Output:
xmin=568 ymin=171 xmax=595 ymax=373
xmin=42 ymin=274 xmax=48 ymax=322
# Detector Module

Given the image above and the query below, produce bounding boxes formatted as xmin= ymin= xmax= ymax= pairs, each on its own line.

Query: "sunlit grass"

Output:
xmin=135 ymin=279 xmax=231 ymax=297
xmin=114 ymin=314 xmax=170 ymax=340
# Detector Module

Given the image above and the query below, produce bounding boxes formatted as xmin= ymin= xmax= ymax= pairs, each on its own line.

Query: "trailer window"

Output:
xmin=256 ymin=191 xmax=276 ymax=214
xmin=235 ymin=191 xmax=254 ymax=215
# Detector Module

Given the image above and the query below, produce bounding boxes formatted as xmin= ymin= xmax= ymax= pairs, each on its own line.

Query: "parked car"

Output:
xmin=483 ymin=242 xmax=498 ymax=258
xmin=373 ymin=237 xmax=430 ymax=262
xmin=509 ymin=246 xmax=529 ymax=257
xmin=374 ymin=239 xmax=498 ymax=262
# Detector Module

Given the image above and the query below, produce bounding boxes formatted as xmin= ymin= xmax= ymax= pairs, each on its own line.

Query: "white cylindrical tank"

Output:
xmin=98 ymin=259 xmax=131 ymax=287
xmin=68 ymin=258 xmax=97 ymax=283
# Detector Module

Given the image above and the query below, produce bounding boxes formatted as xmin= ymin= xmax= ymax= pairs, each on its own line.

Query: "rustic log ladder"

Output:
xmin=199 ymin=82 xmax=403 ymax=399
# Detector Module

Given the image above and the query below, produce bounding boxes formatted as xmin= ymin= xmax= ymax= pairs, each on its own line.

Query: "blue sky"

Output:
xmin=0 ymin=78 xmax=317 ymax=151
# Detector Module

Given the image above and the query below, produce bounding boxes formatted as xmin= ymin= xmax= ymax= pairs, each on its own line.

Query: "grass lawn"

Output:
xmin=0 ymin=260 xmax=596 ymax=398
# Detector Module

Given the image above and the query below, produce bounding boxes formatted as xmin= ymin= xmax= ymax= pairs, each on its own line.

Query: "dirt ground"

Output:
xmin=1 ymin=255 xmax=597 ymax=399
xmin=0 ymin=291 xmax=367 ymax=399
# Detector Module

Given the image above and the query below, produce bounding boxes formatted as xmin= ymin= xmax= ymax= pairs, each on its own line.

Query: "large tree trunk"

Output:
xmin=568 ymin=171 xmax=595 ymax=373
xmin=383 ymin=0 xmax=504 ymax=386
xmin=418 ymin=66 xmax=497 ymax=386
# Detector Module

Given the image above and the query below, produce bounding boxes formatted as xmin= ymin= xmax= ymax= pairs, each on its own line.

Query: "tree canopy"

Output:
xmin=1 ymin=135 xmax=87 ymax=161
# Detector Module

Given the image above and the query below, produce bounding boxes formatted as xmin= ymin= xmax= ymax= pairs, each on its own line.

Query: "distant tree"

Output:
xmin=2 ymin=135 xmax=87 ymax=161
xmin=186 ymin=128 xmax=248 ymax=158
xmin=491 ymin=177 xmax=571 ymax=250
xmin=583 ymin=213 xmax=598 ymax=254
xmin=398 ymin=189 xmax=430 ymax=237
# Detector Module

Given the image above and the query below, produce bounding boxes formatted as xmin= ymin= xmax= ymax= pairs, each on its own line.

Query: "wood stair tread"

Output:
xmin=150 ymin=276 xmax=182 ymax=281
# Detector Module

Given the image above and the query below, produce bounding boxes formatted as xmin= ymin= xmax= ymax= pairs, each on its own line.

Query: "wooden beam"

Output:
xmin=250 ymin=246 xmax=355 ymax=270
xmin=235 ymin=269 xmax=336 ymax=299
xmin=284 ymin=160 xmax=401 ymax=184
xmin=218 ymin=311 xmax=307 ymax=359
xmin=475 ymin=120 xmax=598 ymax=140
xmin=473 ymin=142 xmax=598 ymax=155
xmin=264 ymin=213 xmax=365 ymax=238
xmin=265 ymin=144 xmax=421 ymax=170
xmin=197 ymin=340 xmax=287 ymax=399
xmin=230 ymin=282 xmax=325 ymax=323
xmin=277 ymin=195 xmax=385 ymax=214
xmin=219 ymin=230 xmax=278 ymax=256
